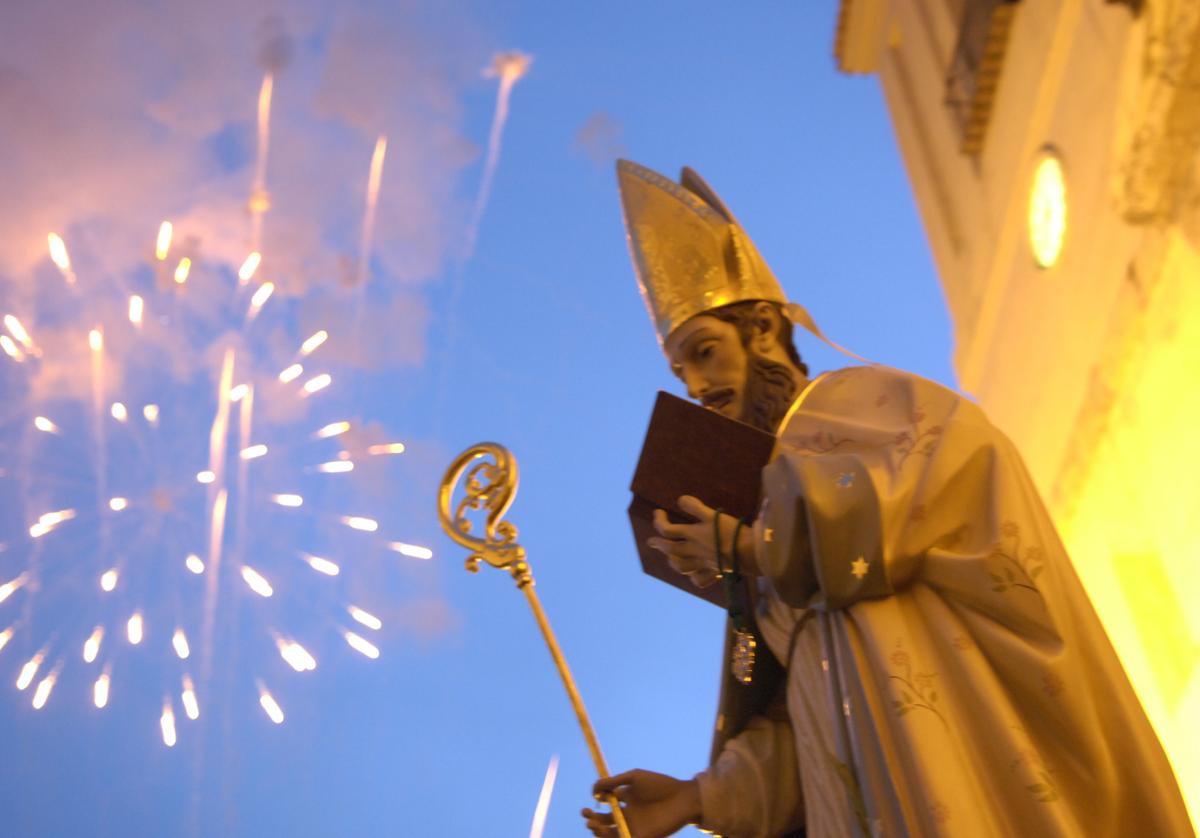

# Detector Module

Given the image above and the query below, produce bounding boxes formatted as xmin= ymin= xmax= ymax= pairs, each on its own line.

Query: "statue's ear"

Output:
xmin=751 ymin=301 xmax=782 ymax=351
xmin=680 ymin=167 xmax=735 ymax=222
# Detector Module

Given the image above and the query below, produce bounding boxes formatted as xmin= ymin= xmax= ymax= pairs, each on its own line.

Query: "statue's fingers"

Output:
xmin=647 ymin=536 xmax=694 ymax=557
xmin=668 ymin=553 xmax=708 ymax=576
xmin=582 ymin=808 xmax=615 ymax=834
xmin=661 ymin=535 xmax=715 ymax=563
xmin=594 ymin=770 xmax=640 ymax=795
xmin=652 ymin=509 xmax=691 ymax=538
xmin=692 ymin=568 xmax=721 ymax=588
xmin=678 ymin=495 xmax=715 ymax=520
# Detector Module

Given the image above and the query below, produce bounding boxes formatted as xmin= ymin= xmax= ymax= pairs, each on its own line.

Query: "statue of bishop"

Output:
xmin=580 ymin=160 xmax=1194 ymax=838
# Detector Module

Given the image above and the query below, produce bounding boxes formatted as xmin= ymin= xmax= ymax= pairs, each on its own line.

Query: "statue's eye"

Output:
xmin=696 ymin=342 xmax=715 ymax=361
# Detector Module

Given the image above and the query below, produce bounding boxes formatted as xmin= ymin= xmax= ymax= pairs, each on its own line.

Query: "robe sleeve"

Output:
xmin=756 ymin=367 xmax=970 ymax=611
xmin=694 ymin=697 xmax=804 ymax=838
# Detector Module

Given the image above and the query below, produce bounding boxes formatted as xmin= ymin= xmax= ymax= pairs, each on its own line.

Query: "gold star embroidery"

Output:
xmin=851 ymin=556 xmax=869 ymax=579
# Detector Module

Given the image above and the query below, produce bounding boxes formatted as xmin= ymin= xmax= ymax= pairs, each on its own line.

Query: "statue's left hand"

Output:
xmin=582 ymin=769 xmax=702 ymax=837
xmin=647 ymin=496 xmax=758 ymax=585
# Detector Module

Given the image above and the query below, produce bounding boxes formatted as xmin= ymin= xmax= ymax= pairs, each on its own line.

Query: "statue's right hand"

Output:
xmin=581 ymin=769 xmax=702 ymax=838
xmin=648 ymin=505 xmax=722 ymax=588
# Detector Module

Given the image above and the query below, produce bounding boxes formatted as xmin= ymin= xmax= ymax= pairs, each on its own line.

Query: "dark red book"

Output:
xmin=628 ymin=391 xmax=777 ymax=607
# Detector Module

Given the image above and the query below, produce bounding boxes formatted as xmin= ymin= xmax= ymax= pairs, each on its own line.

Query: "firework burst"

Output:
xmin=0 ymin=77 xmax=431 ymax=747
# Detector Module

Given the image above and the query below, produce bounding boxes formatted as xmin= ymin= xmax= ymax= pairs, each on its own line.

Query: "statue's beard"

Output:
xmin=740 ymin=353 xmax=798 ymax=433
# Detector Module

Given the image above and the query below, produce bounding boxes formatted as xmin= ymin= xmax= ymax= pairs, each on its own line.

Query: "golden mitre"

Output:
xmin=616 ymin=159 xmax=787 ymax=347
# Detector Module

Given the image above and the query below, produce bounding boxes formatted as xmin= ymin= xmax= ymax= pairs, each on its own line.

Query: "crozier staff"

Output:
xmin=581 ymin=160 xmax=1192 ymax=838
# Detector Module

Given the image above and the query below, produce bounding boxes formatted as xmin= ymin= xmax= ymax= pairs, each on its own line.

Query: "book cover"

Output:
xmin=628 ymin=391 xmax=776 ymax=607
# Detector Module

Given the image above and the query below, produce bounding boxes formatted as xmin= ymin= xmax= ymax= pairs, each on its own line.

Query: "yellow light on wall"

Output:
xmin=1028 ymin=152 xmax=1067 ymax=269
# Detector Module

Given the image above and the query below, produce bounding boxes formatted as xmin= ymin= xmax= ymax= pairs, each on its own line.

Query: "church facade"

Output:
xmin=833 ymin=0 xmax=1200 ymax=825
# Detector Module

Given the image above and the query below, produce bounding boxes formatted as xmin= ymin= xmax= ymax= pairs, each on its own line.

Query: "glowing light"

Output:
xmin=348 ymin=606 xmax=382 ymax=631
xmin=47 ymin=233 xmax=74 ymax=281
xmin=185 ymin=554 xmax=205 ymax=574
xmin=172 ymin=628 xmax=190 ymax=660
xmin=529 ymin=754 xmax=560 ymax=838
xmin=258 ymin=685 xmax=285 ymax=724
xmin=32 ymin=671 xmax=57 ymax=710
xmin=108 ymin=497 xmax=128 ymax=511
xmin=390 ymin=542 xmax=433 ymax=560
xmin=304 ymin=554 xmax=340 ymax=576
xmin=368 ymin=443 xmax=406 ymax=455
xmin=277 ymin=638 xmax=317 ymax=672
xmin=16 ymin=653 xmax=43 ymax=690
xmin=34 ymin=416 xmax=59 ymax=433
xmin=1028 ymin=153 xmax=1067 ymax=269
xmin=229 ymin=383 xmax=249 ymax=402
xmin=155 ymin=221 xmax=173 ymax=260
xmin=196 ymin=470 xmax=215 ymax=484
xmin=111 ymin=402 xmax=128 ymax=422
xmin=100 ymin=569 xmax=119 ymax=592
xmin=238 ymin=252 xmax=262 ymax=283
xmin=0 ymin=575 xmax=25 ymax=604
xmin=302 ymin=373 xmax=331 ymax=395
xmin=300 ymin=330 xmax=328 ymax=356
xmin=127 ymin=612 xmax=144 ymax=645
xmin=0 ymin=627 xmax=12 ymax=654
xmin=240 ymin=444 xmax=268 ymax=460
xmin=271 ymin=494 xmax=303 ymax=508
xmin=0 ymin=335 xmax=21 ymax=360
xmin=241 ymin=566 xmax=274 ymax=597
xmin=249 ymin=282 xmax=274 ymax=315
xmin=160 ymin=701 xmax=177 ymax=747
xmin=31 ymin=508 xmax=75 ymax=537
xmin=83 ymin=627 xmax=104 ymax=663
xmin=94 ymin=668 xmax=111 ymax=708
xmin=173 ymin=257 xmax=192 ymax=284
xmin=128 ymin=295 xmax=144 ymax=326
xmin=316 ymin=421 xmax=350 ymax=439
xmin=344 ymin=631 xmax=380 ymax=659
xmin=89 ymin=329 xmax=103 ymax=351
xmin=316 ymin=461 xmax=354 ymax=473
xmin=143 ymin=404 xmax=159 ymax=424
xmin=4 ymin=314 xmax=33 ymax=348
xmin=181 ymin=676 xmax=199 ymax=720
xmin=41 ymin=509 xmax=72 ymax=525
xmin=39 ymin=509 xmax=76 ymax=526
xmin=342 ymin=516 xmax=378 ymax=532
xmin=279 ymin=363 xmax=303 ymax=383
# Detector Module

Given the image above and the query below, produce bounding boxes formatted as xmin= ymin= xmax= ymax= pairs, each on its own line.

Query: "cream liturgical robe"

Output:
xmin=695 ymin=366 xmax=1192 ymax=838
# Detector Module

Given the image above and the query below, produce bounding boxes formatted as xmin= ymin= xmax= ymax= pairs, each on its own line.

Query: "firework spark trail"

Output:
xmin=529 ymin=754 xmax=559 ymax=838
xmin=249 ymin=73 xmax=274 ymax=253
xmin=355 ymin=135 xmax=388 ymax=290
xmin=463 ymin=52 xmax=532 ymax=263
xmin=433 ymin=51 xmax=531 ymax=428
xmin=200 ymin=350 xmax=235 ymax=687
xmin=349 ymin=136 xmax=389 ymax=378
xmin=89 ymin=328 xmax=111 ymax=579
xmin=235 ymin=385 xmax=254 ymax=583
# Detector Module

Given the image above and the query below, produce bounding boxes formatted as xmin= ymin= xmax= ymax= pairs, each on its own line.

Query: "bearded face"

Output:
xmin=665 ymin=311 xmax=804 ymax=434
xmin=739 ymin=351 xmax=799 ymax=433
